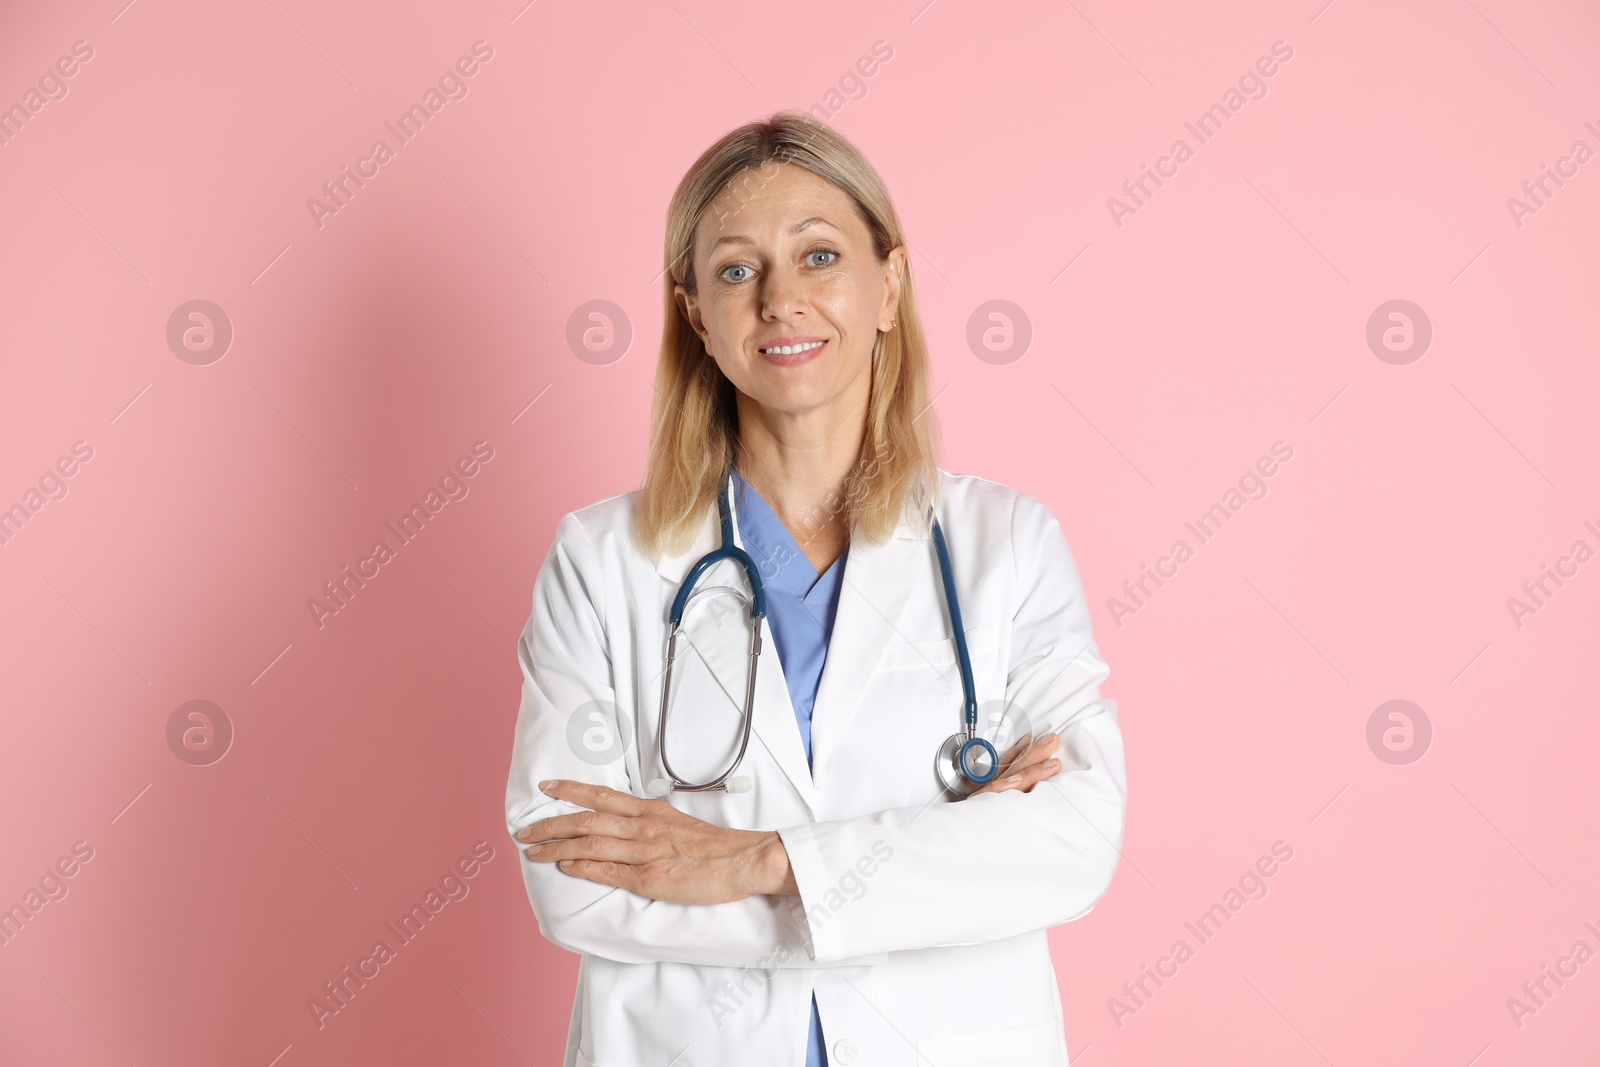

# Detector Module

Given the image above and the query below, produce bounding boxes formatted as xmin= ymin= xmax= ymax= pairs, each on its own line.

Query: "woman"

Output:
xmin=506 ymin=112 xmax=1126 ymax=1067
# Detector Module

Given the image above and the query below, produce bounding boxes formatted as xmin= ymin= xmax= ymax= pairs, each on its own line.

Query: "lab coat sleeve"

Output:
xmin=775 ymin=491 xmax=1128 ymax=963
xmin=506 ymin=511 xmax=886 ymax=969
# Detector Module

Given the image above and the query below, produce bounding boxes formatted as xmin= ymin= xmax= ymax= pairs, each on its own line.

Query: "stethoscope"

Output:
xmin=646 ymin=469 xmax=999 ymax=799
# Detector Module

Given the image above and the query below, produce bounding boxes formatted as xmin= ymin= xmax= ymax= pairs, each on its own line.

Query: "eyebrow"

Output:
xmin=708 ymin=215 xmax=837 ymax=251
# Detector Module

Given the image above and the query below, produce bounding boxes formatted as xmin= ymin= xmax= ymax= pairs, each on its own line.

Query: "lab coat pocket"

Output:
xmin=914 ymin=1017 xmax=1061 ymax=1066
xmin=879 ymin=623 xmax=999 ymax=670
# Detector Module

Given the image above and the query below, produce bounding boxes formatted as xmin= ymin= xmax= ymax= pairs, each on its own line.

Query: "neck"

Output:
xmin=732 ymin=389 xmax=867 ymax=550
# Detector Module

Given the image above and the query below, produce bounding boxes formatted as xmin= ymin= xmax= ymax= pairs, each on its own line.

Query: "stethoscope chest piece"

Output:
xmin=935 ymin=731 xmax=999 ymax=797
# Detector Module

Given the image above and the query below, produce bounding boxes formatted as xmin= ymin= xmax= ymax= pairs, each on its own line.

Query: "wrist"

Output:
xmin=754 ymin=830 xmax=799 ymax=897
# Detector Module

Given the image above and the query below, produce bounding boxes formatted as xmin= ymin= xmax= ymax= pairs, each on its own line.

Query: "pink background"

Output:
xmin=2 ymin=0 xmax=1597 ymax=1063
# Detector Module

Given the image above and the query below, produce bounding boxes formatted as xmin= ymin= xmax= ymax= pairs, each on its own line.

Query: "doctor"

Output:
xmin=506 ymin=111 xmax=1127 ymax=1067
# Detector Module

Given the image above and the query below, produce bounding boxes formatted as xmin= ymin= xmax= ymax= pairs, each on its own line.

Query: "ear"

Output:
xmin=674 ymin=283 xmax=712 ymax=353
xmin=879 ymin=246 xmax=906 ymax=331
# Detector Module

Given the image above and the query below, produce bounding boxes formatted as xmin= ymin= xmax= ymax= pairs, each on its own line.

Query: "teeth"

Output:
xmin=763 ymin=341 xmax=824 ymax=355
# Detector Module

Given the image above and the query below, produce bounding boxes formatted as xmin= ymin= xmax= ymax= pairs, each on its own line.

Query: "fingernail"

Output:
xmin=1046 ymin=758 xmax=1061 ymax=768
xmin=539 ymin=780 xmax=557 ymax=791
xmin=559 ymin=859 xmax=574 ymax=868
xmin=525 ymin=844 xmax=542 ymax=856
xmin=516 ymin=829 xmax=530 ymax=842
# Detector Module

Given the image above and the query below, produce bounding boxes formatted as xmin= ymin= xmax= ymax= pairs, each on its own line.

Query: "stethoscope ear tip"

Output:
xmin=646 ymin=778 xmax=673 ymax=797
xmin=726 ymin=776 xmax=753 ymax=794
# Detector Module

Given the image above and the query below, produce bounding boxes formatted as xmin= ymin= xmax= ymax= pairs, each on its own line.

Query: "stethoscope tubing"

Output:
xmin=654 ymin=469 xmax=991 ymax=794
xmin=655 ymin=479 xmax=765 ymax=793
xmin=930 ymin=516 xmax=997 ymax=784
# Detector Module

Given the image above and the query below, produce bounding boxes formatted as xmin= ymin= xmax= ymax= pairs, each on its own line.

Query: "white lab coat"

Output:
xmin=505 ymin=469 xmax=1127 ymax=1067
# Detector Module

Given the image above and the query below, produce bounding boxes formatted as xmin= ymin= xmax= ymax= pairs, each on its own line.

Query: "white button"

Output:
xmin=832 ymin=1037 xmax=860 ymax=1064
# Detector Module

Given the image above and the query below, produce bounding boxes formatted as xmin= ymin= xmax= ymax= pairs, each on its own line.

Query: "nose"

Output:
xmin=760 ymin=263 xmax=806 ymax=323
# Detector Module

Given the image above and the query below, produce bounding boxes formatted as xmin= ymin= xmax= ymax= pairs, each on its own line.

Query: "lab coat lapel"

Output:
xmin=807 ymin=511 xmax=923 ymax=783
xmin=653 ymin=503 xmax=819 ymax=811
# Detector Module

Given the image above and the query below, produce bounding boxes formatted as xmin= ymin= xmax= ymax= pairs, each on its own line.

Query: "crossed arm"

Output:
xmin=505 ymin=501 xmax=1126 ymax=967
xmin=513 ymin=730 xmax=1066 ymax=905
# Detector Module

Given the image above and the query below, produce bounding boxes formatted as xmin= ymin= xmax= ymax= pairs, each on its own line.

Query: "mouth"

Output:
xmin=758 ymin=338 xmax=827 ymax=366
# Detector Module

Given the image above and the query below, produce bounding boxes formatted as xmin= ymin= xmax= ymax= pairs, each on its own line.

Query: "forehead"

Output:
xmin=698 ymin=162 xmax=864 ymax=247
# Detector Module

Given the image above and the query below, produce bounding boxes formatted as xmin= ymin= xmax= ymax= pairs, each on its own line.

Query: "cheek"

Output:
xmin=812 ymin=267 xmax=867 ymax=310
xmin=702 ymin=294 xmax=753 ymax=346
xmin=832 ymin=263 xmax=883 ymax=310
xmin=816 ymin=284 xmax=877 ymax=349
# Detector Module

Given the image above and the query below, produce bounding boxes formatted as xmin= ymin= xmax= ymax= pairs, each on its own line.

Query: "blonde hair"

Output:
xmin=632 ymin=110 xmax=942 ymax=562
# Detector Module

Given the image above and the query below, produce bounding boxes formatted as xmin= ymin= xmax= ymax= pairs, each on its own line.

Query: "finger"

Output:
xmin=997 ymin=731 xmax=1059 ymax=777
xmin=976 ymin=757 xmax=1061 ymax=796
xmin=554 ymin=857 xmax=640 ymax=891
xmin=526 ymin=833 xmax=647 ymax=865
xmin=517 ymin=808 xmax=640 ymax=845
xmin=970 ymin=774 xmax=1018 ymax=797
xmin=971 ymin=767 xmax=1025 ymax=797
xmin=540 ymin=779 xmax=655 ymax=817
xmin=1003 ymin=730 xmax=1057 ymax=765
xmin=997 ymin=732 xmax=1034 ymax=765
xmin=1012 ymin=757 xmax=1063 ymax=793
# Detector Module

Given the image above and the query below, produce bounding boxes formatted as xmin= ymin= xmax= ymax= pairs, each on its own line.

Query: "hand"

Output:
xmin=970 ymin=731 xmax=1062 ymax=796
xmin=515 ymin=780 xmax=796 ymax=904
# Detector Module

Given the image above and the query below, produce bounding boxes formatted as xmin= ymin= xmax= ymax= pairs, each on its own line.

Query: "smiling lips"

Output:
xmin=758 ymin=337 xmax=827 ymax=366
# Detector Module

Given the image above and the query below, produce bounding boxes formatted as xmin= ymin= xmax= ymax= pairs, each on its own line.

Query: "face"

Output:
xmin=675 ymin=162 xmax=904 ymax=423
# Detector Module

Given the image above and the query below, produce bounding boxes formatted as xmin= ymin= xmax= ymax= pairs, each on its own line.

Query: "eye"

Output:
xmin=805 ymin=247 xmax=840 ymax=268
xmin=718 ymin=263 xmax=753 ymax=283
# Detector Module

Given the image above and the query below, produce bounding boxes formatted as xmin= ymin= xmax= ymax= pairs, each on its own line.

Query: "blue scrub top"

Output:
xmin=731 ymin=467 xmax=846 ymax=1067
